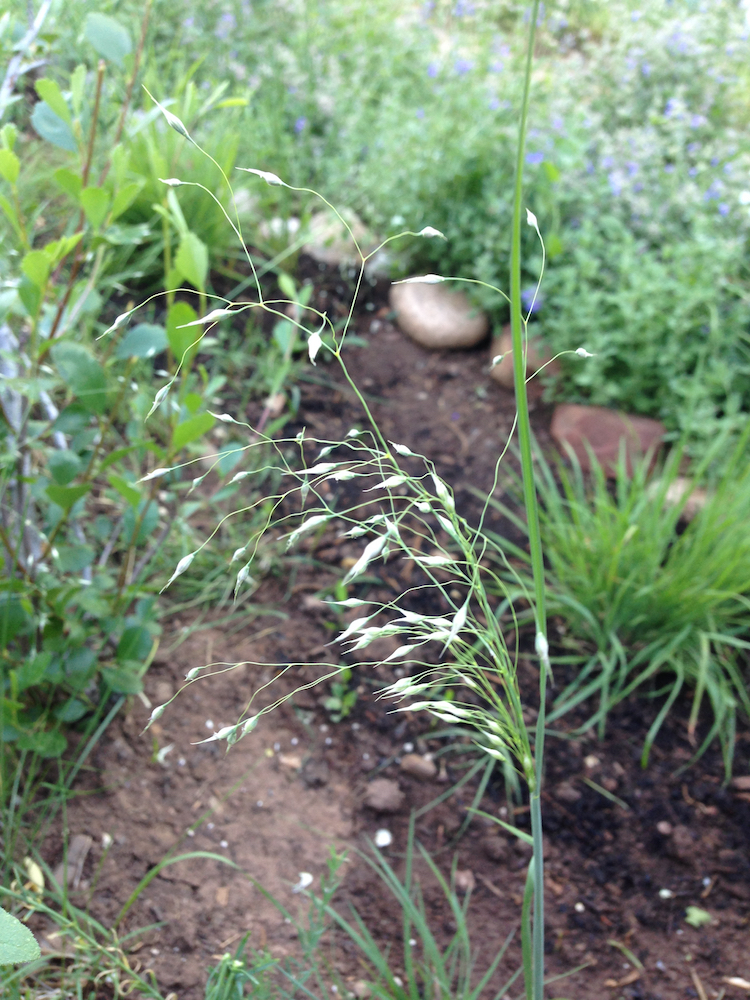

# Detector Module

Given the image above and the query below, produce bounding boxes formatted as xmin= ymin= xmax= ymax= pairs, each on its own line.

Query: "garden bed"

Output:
xmin=40 ymin=262 xmax=750 ymax=1000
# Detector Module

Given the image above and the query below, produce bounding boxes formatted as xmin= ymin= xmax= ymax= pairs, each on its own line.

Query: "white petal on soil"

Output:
xmin=292 ymin=872 xmax=314 ymax=893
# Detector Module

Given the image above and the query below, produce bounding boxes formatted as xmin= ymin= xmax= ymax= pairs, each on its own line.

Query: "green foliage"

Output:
xmin=322 ymin=666 xmax=357 ymax=722
xmin=0 ymin=907 xmax=40 ymax=966
xmin=236 ymin=833 xmax=519 ymax=1000
xmin=0 ymin=17 xmax=235 ymax=763
xmin=491 ymin=436 xmax=750 ymax=774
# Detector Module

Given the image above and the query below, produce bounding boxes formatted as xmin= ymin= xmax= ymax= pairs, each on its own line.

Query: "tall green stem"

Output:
xmin=509 ymin=3 xmax=546 ymax=999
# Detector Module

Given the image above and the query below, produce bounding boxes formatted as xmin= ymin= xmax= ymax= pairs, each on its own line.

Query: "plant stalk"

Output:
xmin=509 ymin=3 xmax=546 ymax=999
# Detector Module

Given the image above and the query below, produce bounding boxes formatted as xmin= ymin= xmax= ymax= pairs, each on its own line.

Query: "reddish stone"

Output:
xmin=550 ymin=404 xmax=665 ymax=475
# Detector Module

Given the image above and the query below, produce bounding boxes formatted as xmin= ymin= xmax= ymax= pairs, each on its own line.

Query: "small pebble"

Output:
xmin=291 ymin=737 xmax=299 ymax=746
xmin=659 ymin=888 xmax=673 ymax=899
xmin=574 ymin=902 xmax=585 ymax=913
xmin=374 ymin=829 xmax=392 ymax=848
xmin=220 ymin=840 xmax=229 ymax=848
xmin=325 ymin=737 xmax=333 ymax=745
xmin=205 ymin=719 xmax=215 ymax=729
xmin=656 ymin=821 xmax=673 ymax=836
xmin=274 ymin=742 xmax=281 ymax=751
xmin=178 ymin=757 xmax=186 ymax=766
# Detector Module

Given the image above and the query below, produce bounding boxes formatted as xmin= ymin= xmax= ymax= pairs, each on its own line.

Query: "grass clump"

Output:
xmin=493 ymin=435 xmax=750 ymax=774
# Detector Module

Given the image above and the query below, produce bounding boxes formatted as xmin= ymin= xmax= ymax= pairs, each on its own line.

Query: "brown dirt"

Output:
xmin=38 ymin=260 xmax=750 ymax=1000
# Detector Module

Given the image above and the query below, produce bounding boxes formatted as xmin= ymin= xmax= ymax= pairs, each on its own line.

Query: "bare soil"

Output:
xmin=40 ymin=261 xmax=750 ymax=1000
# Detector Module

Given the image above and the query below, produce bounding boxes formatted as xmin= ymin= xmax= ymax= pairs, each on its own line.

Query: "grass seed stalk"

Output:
xmin=149 ymin=1 xmax=558 ymax=994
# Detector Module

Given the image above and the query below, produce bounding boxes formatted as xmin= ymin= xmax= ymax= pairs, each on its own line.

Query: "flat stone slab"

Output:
xmin=389 ymin=281 xmax=488 ymax=350
xmin=551 ymin=403 xmax=665 ymax=474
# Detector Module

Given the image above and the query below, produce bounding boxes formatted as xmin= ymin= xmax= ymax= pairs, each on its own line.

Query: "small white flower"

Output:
xmin=374 ymin=829 xmax=392 ymax=847
xmin=394 ymin=274 xmax=446 ymax=284
xmin=240 ymin=167 xmax=284 ymax=186
xmin=293 ymin=872 xmax=314 ymax=893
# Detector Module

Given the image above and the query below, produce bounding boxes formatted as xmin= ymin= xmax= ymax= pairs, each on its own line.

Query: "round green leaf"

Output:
xmin=16 ymin=729 xmax=67 ymax=758
xmin=50 ymin=342 xmax=108 ymax=414
xmin=84 ymin=13 xmax=132 ymax=67
xmin=48 ymin=449 xmax=83 ymax=486
xmin=30 ymin=102 xmax=77 ymax=152
xmin=116 ymin=323 xmax=168 ymax=360
xmin=0 ymin=906 xmax=41 ymax=966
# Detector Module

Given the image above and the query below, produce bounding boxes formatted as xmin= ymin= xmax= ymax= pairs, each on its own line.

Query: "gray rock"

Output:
xmin=390 ymin=281 xmax=488 ymax=350
xmin=482 ymin=835 xmax=511 ymax=863
xmin=555 ymin=780 xmax=582 ymax=804
xmin=400 ymin=753 xmax=437 ymax=781
xmin=303 ymin=209 xmax=375 ymax=267
xmin=364 ymin=778 xmax=404 ymax=813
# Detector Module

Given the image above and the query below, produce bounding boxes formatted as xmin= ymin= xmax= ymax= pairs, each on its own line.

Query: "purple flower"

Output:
xmin=608 ymin=172 xmax=623 ymax=197
xmin=711 ymin=157 xmax=720 ymax=167
xmin=690 ymin=114 xmax=705 ymax=128
xmin=602 ymin=155 xmax=614 ymax=169
xmin=552 ymin=115 xmax=564 ymax=132
xmin=454 ymin=58 xmax=473 ymax=75
xmin=664 ymin=164 xmax=675 ymax=174
xmin=215 ymin=12 xmax=236 ymax=39
xmin=704 ymin=181 xmax=721 ymax=201
xmin=183 ymin=16 xmax=194 ymax=28
xmin=626 ymin=161 xmax=639 ymax=177
xmin=416 ymin=108 xmax=425 ymax=119
xmin=488 ymin=97 xmax=501 ymax=111
xmin=526 ymin=151 xmax=544 ymax=165
xmin=719 ymin=203 xmax=729 ymax=216
xmin=687 ymin=142 xmax=700 ymax=154
xmin=689 ymin=167 xmax=698 ymax=177
xmin=641 ymin=62 xmax=651 ymax=77
xmin=453 ymin=0 xmax=475 ymax=15
xmin=294 ymin=116 xmax=307 ymax=133
xmin=521 ymin=288 xmax=543 ymax=313
xmin=724 ymin=163 xmax=733 ymax=174
xmin=490 ymin=60 xmax=504 ymax=72
xmin=427 ymin=61 xmax=439 ymax=78
xmin=633 ymin=182 xmax=644 ymax=192
xmin=585 ymin=161 xmax=595 ymax=175
xmin=664 ymin=98 xmax=679 ymax=118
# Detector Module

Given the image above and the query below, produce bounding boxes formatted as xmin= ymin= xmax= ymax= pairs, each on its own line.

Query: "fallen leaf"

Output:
xmin=216 ymin=886 xmax=229 ymax=906
xmin=605 ymin=970 xmax=641 ymax=988
xmin=724 ymin=978 xmax=750 ymax=991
